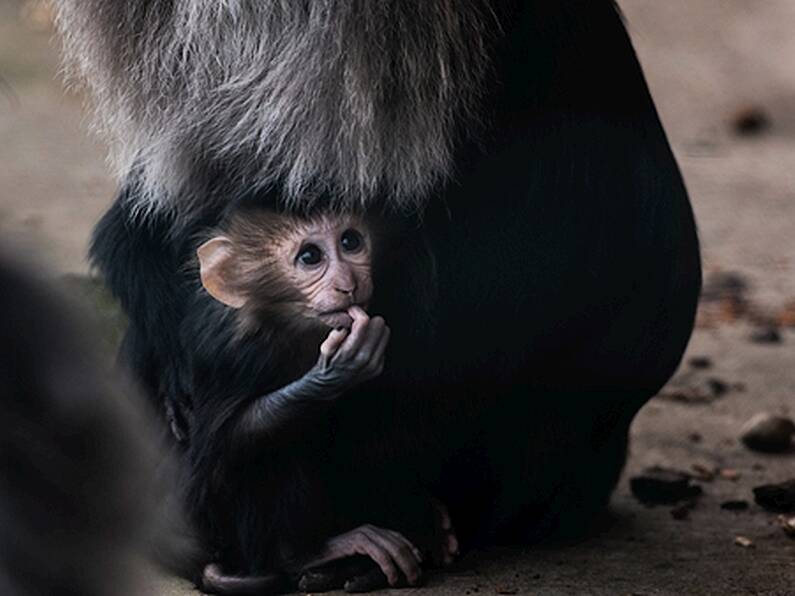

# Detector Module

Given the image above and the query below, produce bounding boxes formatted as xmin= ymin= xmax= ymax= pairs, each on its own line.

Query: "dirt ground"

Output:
xmin=1 ymin=1 xmax=793 ymax=594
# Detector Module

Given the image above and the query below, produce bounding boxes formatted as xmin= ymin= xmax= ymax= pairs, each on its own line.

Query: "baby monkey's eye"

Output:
xmin=296 ymin=244 xmax=324 ymax=266
xmin=340 ymin=229 xmax=364 ymax=253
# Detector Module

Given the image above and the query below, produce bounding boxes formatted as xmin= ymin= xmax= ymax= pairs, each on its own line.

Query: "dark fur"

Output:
xmin=165 ymin=202 xmax=436 ymax=584
xmin=180 ymin=272 xmax=326 ymax=578
xmin=85 ymin=0 xmax=700 ymax=588
xmin=0 ymin=252 xmax=156 ymax=596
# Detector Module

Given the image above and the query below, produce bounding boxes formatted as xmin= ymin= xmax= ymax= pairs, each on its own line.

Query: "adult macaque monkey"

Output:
xmin=0 ymin=251 xmax=158 ymax=596
xmin=53 ymin=0 xmax=701 ymax=593
xmin=183 ymin=205 xmax=451 ymax=593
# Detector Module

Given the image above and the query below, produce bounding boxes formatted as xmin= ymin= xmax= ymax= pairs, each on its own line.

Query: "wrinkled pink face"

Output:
xmin=274 ymin=215 xmax=373 ymax=328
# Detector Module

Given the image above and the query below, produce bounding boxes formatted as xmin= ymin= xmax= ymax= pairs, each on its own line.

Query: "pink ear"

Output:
xmin=197 ymin=237 xmax=247 ymax=308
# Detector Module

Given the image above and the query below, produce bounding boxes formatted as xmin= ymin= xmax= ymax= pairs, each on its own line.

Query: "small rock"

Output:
xmin=778 ymin=516 xmax=795 ymax=538
xmin=754 ymin=480 xmax=795 ymax=512
xmin=707 ymin=377 xmax=730 ymax=397
xmin=495 ymin=588 xmax=518 ymax=595
xmin=734 ymin=535 xmax=755 ymax=548
xmin=721 ymin=500 xmax=749 ymax=511
xmin=630 ymin=467 xmax=703 ymax=505
xmin=731 ymin=106 xmax=772 ymax=137
xmin=688 ymin=432 xmax=703 ymax=443
xmin=749 ymin=326 xmax=782 ymax=344
xmin=688 ymin=356 xmax=713 ymax=369
xmin=741 ymin=413 xmax=795 ymax=453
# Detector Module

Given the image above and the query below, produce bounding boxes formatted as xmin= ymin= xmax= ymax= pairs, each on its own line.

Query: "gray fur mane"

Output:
xmin=53 ymin=1 xmax=495 ymax=215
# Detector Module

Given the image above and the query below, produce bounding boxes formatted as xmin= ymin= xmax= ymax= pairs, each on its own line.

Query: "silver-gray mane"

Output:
xmin=53 ymin=1 xmax=494 ymax=215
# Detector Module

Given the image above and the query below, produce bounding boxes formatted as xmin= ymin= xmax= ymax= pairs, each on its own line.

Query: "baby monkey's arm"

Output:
xmin=233 ymin=306 xmax=390 ymax=447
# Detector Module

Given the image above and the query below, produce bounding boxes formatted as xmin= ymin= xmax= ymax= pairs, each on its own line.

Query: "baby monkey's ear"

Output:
xmin=197 ymin=237 xmax=247 ymax=308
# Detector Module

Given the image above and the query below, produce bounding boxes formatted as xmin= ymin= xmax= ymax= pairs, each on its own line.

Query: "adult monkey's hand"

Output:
xmin=300 ymin=524 xmax=424 ymax=593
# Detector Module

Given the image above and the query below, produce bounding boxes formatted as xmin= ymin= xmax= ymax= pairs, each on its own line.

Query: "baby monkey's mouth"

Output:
xmin=318 ymin=310 xmax=353 ymax=328
xmin=317 ymin=303 xmax=368 ymax=328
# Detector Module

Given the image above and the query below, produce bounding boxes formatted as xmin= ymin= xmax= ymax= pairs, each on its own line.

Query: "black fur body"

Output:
xmin=89 ymin=0 xmax=700 ymax=580
xmin=0 ymin=253 xmax=157 ymax=596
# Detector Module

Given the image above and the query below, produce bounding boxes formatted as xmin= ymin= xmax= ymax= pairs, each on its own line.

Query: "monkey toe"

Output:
xmin=423 ymin=498 xmax=459 ymax=567
xmin=344 ymin=567 xmax=391 ymax=593
xmin=300 ymin=555 xmax=390 ymax=593
xmin=298 ymin=567 xmax=345 ymax=593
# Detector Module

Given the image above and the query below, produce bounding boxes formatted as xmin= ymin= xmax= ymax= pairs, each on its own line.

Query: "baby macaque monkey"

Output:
xmin=199 ymin=208 xmax=376 ymax=329
xmin=184 ymin=205 xmax=432 ymax=594
xmin=196 ymin=206 xmax=391 ymax=409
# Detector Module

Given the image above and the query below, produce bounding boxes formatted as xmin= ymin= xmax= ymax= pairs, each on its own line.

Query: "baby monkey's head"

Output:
xmin=198 ymin=208 xmax=374 ymax=332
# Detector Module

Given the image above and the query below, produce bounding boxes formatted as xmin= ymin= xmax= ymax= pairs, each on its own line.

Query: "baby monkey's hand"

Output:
xmin=233 ymin=307 xmax=390 ymax=445
xmin=310 ymin=306 xmax=390 ymax=395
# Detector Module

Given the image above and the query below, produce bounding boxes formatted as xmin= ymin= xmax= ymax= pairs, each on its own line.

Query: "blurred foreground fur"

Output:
xmin=0 ymin=250 xmax=199 ymax=595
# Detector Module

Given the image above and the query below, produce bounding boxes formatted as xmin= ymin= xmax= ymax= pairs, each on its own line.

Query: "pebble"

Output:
xmin=753 ymin=479 xmax=795 ymax=512
xmin=630 ymin=467 xmax=703 ymax=505
xmin=741 ymin=413 xmax=795 ymax=453
xmin=731 ymin=106 xmax=772 ymax=137
xmin=720 ymin=500 xmax=749 ymax=511
xmin=688 ymin=356 xmax=713 ymax=369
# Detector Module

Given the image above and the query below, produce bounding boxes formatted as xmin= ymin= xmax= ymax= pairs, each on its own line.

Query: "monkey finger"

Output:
xmin=360 ymin=326 xmax=390 ymax=380
xmin=336 ymin=307 xmax=371 ymax=359
xmin=384 ymin=528 xmax=424 ymax=565
xmin=447 ymin=533 xmax=459 ymax=558
xmin=348 ymin=304 xmax=368 ymax=320
xmin=320 ymin=328 xmax=349 ymax=365
xmin=344 ymin=567 xmax=389 ymax=593
xmin=432 ymin=498 xmax=453 ymax=531
xmin=370 ymin=326 xmax=391 ymax=368
xmin=427 ymin=498 xmax=459 ymax=567
xmin=320 ymin=327 xmax=349 ymax=356
xmin=351 ymin=535 xmax=400 ymax=586
xmin=360 ymin=526 xmax=422 ymax=585
xmin=298 ymin=563 xmax=350 ymax=592
xmin=353 ymin=317 xmax=387 ymax=365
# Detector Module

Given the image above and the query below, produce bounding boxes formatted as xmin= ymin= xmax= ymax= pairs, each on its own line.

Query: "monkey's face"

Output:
xmin=277 ymin=216 xmax=374 ymax=328
xmin=197 ymin=213 xmax=374 ymax=329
